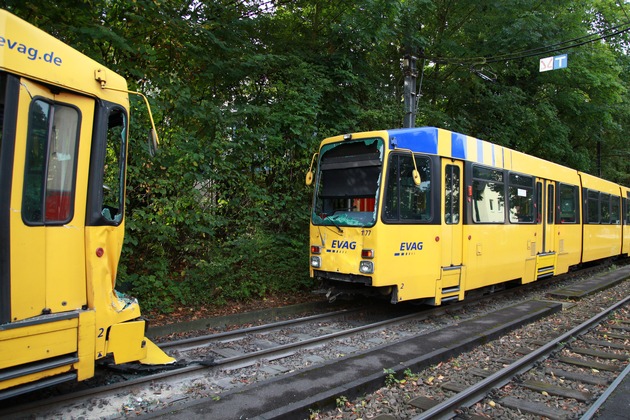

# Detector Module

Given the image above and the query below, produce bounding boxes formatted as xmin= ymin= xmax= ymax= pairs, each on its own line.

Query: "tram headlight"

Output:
xmin=310 ymin=256 xmax=321 ymax=268
xmin=359 ymin=261 xmax=374 ymax=274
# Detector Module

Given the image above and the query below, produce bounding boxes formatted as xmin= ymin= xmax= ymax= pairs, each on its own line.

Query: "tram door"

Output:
xmin=440 ymin=160 xmax=463 ymax=292
xmin=533 ymin=178 xmax=557 ymax=280
xmin=10 ymin=78 xmax=92 ymax=321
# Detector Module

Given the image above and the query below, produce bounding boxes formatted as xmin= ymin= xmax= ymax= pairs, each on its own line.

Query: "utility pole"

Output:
xmin=402 ymin=54 xmax=417 ymax=128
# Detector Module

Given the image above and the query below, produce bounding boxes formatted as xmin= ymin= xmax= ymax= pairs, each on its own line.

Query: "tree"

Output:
xmin=5 ymin=0 xmax=629 ymax=311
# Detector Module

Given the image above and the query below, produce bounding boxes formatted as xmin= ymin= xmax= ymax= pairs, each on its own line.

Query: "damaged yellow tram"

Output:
xmin=0 ymin=9 xmax=173 ymax=398
xmin=307 ymin=127 xmax=630 ymax=304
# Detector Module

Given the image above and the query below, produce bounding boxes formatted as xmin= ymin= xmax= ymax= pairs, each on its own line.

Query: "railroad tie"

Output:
xmin=580 ymin=338 xmax=630 ymax=351
xmin=569 ymin=346 xmax=630 ymax=361
xmin=499 ymin=396 xmax=570 ymax=420
xmin=556 ymin=356 xmax=622 ymax=372
xmin=407 ymin=395 xmax=439 ymax=411
xmin=520 ymin=379 xmax=592 ymax=402
xmin=544 ymin=367 xmax=610 ymax=386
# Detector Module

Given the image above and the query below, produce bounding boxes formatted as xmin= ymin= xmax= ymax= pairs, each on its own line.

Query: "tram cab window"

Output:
xmin=472 ymin=166 xmax=504 ymax=223
xmin=22 ymin=99 xmax=80 ymax=224
xmin=312 ymin=138 xmax=383 ymax=227
xmin=508 ymin=173 xmax=535 ymax=223
xmin=383 ymin=154 xmax=432 ymax=223
xmin=558 ymin=184 xmax=578 ymax=223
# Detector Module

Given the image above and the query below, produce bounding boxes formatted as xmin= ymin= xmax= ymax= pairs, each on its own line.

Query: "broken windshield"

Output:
xmin=312 ymin=138 xmax=384 ymax=228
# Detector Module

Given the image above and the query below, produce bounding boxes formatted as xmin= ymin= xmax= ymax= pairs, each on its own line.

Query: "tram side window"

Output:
xmin=384 ymin=154 xmax=432 ymax=222
xmin=626 ymin=194 xmax=630 ymax=225
xmin=610 ymin=195 xmax=620 ymax=224
xmin=547 ymin=185 xmax=555 ymax=224
xmin=586 ymin=190 xmax=600 ymax=223
xmin=472 ymin=166 xmax=504 ymax=223
xmin=23 ymin=99 xmax=79 ymax=224
xmin=445 ymin=164 xmax=460 ymax=224
xmin=508 ymin=173 xmax=534 ymax=223
xmin=101 ymin=110 xmax=126 ymax=223
xmin=600 ymin=194 xmax=611 ymax=224
xmin=558 ymin=184 xmax=578 ymax=223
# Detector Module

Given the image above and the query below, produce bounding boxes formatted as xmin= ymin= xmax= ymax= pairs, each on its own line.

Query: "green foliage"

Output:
xmin=6 ymin=0 xmax=630 ymax=312
xmin=384 ymin=368 xmax=398 ymax=387
xmin=335 ymin=395 xmax=349 ymax=409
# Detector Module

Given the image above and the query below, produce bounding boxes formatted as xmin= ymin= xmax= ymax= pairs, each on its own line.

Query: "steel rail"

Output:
xmin=411 ymin=295 xmax=630 ymax=420
xmin=580 ymin=362 xmax=630 ymax=419
xmin=159 ymin=306 xmax=362 ymax=350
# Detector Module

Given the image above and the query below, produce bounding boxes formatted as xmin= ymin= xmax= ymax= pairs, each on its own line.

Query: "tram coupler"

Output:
xmin=325 ymin=288 xmax=343 ymax=303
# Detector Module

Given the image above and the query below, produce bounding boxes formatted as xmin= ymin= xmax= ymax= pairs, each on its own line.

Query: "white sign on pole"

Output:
xmin=540 ymin=54 xmax=568 ymax=72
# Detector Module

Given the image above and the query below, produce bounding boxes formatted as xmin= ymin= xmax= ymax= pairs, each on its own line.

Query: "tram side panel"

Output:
xmin=462 ymin=162 xmax=541 ymax=291
xmin=377 ymin=224 xmax=442 ymax=303
xmin=580 ymin=173 xmax=623 ymax=263
xmin=379 ymin=153 xmax=441 ymax=302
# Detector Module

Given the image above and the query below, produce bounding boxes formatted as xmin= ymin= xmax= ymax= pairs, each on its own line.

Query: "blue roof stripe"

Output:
xmin=451 ymin=132 xmax=467 ymax=159
xmin=387 ymin=127 xmax=438 ymax=154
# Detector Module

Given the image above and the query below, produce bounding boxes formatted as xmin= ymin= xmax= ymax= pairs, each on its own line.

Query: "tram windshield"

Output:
xmin=312 ymin=138 xmax=383 ymax=228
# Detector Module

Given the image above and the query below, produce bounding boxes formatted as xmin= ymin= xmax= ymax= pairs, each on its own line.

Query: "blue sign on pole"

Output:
xmin=540 ymin=54 xmax=568 ymax=72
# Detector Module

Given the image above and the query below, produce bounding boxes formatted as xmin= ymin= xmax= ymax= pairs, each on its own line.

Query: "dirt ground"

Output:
xmin=144 ymin=291 xmax=323 ymax=327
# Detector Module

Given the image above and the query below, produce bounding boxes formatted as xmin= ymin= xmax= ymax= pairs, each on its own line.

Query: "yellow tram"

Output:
xmin=307 ymin=127 xmax=630 ymax=304
xmin=0 ymin=10 xmax=173 ymax=398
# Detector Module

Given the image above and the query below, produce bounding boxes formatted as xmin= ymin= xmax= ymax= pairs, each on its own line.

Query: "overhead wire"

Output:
xmin=421 ymin=20 xmax=630 ymax=66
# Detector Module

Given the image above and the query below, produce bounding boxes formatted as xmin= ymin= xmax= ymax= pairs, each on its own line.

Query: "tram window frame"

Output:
xmin=86 ymin=101 xmax=128 ymax=227
xmin=610 ymin=195 xmax=620 ymax=224
xmin=22 ymin=97 xmax=81 ymax=226
xmin=101 ymin=109 xmax=126 ymax=223
xmin=507 ymin=173 xmax=535 ymax=224
xmin=547 ymin=184 xmax=555 ymax=224
xmin=471 ymin=165 xmax=505 ymax=224
xmin=557 ymin=183 xmax=579 ymax=224
xmin=382 ymin=153 xmax=435 ymax=224
xmin=586 ymin=189 xmax=600 ymax=224
xmin=444 ymin=164 xmax=460 ymax=225
xmin=601 ymin=193 xmax=611 ymax=224
xmin=626 ymin=193 xmax=630 ymax=225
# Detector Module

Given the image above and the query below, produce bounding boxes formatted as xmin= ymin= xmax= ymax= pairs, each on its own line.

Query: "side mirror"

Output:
xmin=412 ymin=169 xmax=421 ymax=186
xmin=148 ymin=128 xmax=158 ymax=157
xmin=305 ymin=152 xmax=319 ymax=186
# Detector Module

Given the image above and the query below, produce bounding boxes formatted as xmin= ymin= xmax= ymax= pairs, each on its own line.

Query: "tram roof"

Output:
xmin=0 ymin=9 xmax=128 ymax=102
xmin=388 ymin=127 xmax=556 ymax=174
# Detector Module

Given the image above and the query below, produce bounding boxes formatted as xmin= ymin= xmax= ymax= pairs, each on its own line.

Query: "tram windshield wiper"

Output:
xmin=324 ymin=215 xmax=344 ymax=233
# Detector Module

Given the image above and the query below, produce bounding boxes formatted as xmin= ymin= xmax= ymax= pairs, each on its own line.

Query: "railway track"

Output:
xmin=0 ymin=303 xmax=439 ymax=418
xmin=0 ymin=264 xmax=627 ymax=419
xmin=410 ymin=295 xmax=630 ymax=419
